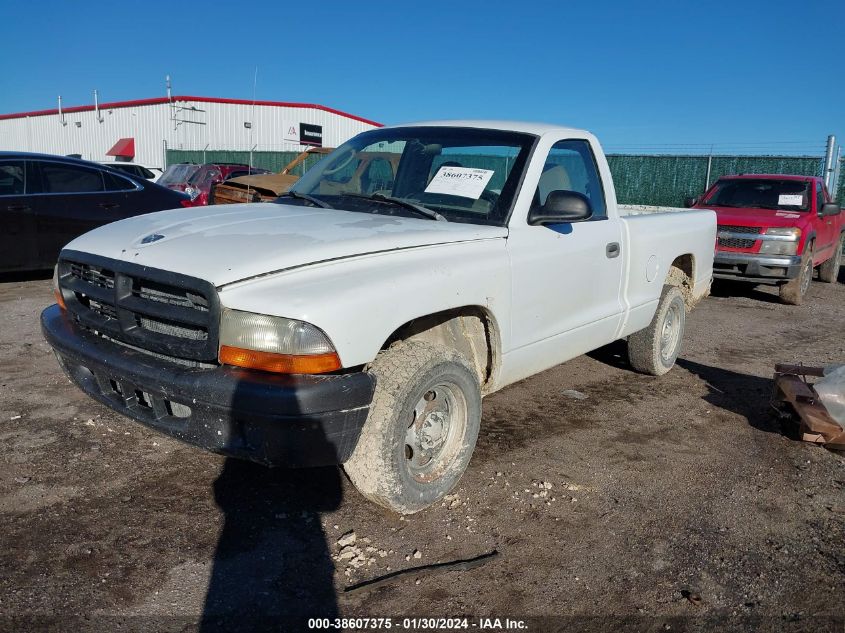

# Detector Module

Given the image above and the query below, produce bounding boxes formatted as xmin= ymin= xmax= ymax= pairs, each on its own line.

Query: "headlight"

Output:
xmin=218 ymin=308 xmax=340 ymax=374
xmin=764 ymin=227 xmax=801 ymax=239
xmin=184 ymin=186 xmax=200 ymax=200
xmin=760 ymin=227 xmax=801 ymax=255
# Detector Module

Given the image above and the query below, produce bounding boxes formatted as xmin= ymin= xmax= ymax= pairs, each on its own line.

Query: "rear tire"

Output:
xmin=779 ymin=243 xmax=813 ymax=305
xmin=628 ymin=285 xmax=686 ymax=376
xmin=343 ymin=340 xmax=481 ymax=514
xmin=818 ymin=234 xmax=843 ymax=283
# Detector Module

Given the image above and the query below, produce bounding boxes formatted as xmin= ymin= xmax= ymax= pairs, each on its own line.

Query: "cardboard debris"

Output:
xmin=773 ymin=363 xmax=845 ymax=450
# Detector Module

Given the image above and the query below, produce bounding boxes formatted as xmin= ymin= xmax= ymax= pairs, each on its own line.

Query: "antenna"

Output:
xmin=165 ymin=74 xmax=172 ymax=102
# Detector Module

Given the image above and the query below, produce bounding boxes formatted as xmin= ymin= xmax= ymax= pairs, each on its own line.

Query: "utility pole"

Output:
xmin=823 ymin=135 xmax=836 ymax=190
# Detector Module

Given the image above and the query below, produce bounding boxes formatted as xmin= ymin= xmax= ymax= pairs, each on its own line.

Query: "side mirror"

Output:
xmin=820 ymin=202 xmax=841 ymax=217
xmin=529 ymin=190 xmax=592 ymax=225
xmin=684 ymin=196 xmax=698 ymax=208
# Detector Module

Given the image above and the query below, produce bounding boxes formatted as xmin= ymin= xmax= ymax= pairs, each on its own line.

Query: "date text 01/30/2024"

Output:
xmin=307 ymin=617 xmax=528 ymax=630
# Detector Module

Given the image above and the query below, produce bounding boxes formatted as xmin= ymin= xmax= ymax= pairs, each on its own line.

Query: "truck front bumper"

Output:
xmin=713 ymin=252 xmax=802 ymax=284
xmin=41 ymin=305 xmax=375 ymax=467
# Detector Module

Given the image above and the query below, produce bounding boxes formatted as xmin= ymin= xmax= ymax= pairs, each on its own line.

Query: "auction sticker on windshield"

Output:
xmin=425 ymin=166 xmax=495 ymax=199
xmin=778 ymin=194 xmax=804 ymax=206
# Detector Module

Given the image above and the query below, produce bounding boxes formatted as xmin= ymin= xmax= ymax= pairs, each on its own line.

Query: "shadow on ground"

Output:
xmin=199 ymin=460 xmax=342 ymax=631
xmin=586 ymin=339 xmax=630 ymax=370
xmin=587 ymin=341 xmax=795 ymax=439
xmin=709 ymin=279 xmax=783 ymax=304
xmin=677 ymin=358 xmax=799 ymax=438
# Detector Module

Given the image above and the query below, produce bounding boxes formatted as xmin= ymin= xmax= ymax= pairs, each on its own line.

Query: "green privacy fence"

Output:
xmin=165 ymin=150 xmax=325 ymax=177
xmin=605 ymin=154 xmax=842 ymax=207
xmin=167 ymin=149 xmax=845 ymax=207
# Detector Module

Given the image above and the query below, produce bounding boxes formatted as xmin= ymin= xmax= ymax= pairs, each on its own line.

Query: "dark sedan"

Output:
xmin=0 ymin=152 xmax=190 ymax=273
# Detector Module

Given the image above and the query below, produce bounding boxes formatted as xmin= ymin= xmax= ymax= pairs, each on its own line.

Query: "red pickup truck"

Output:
xmin=689 ymin=174 xmax=843 ymax=304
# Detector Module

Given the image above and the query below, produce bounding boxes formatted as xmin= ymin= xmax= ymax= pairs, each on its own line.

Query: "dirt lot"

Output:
xmin=0 ymin=271 xmax=843 ymax=632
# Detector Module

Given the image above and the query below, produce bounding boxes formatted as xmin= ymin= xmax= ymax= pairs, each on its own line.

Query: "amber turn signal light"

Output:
xmin=219 ymin=345 xmax=341 ymax=375
xmin=52 ymin=266 xmax=67 ymax=310
xmin=54 ymin=287 xmax=67 ymax=311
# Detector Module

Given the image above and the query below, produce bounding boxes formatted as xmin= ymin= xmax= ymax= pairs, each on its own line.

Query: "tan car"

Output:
xmin=209 ymin=147 xmax=333 ymax=205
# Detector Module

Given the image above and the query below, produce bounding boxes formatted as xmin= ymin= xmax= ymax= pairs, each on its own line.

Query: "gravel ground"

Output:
xmin=0 ymin=271 xmax=843 ymax=632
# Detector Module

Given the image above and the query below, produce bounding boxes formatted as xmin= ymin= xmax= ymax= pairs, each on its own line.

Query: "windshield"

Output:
xmin=704 ymin=178 xmax=811 ymax=211
xmin=159 ymin=163 xmax=199 ymax=186
xmin=282 ymin=126 xmax=537 ymax=225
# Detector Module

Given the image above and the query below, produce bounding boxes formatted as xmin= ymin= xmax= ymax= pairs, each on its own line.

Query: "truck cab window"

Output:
xmin=324 ymin=156 xmax=362 ymax=184
xmin=535 ymin=140 xmax=606 ymax=218
xmin=361 ymin=158 xmax=395 ymax=194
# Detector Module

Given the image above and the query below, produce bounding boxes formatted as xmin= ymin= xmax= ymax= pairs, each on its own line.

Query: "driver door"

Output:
xmin=815 ymin=181 xmax=837 ymax=259
xmin=506 ymin=139 xmax=624 ymax=378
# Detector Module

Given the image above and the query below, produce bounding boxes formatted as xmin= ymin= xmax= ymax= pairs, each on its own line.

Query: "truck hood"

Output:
xmin=704 ymin=205 xmax=812 ymax=228
xmin=63 ymin=203 xmax=508 ymax=287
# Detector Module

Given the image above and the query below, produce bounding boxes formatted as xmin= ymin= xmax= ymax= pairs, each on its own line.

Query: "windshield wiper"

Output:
xmin=758 ymin=204 xmax=800 ymax=211
xmin=343 ymin=193 xmax=446 ymax=222
xmin=277 ymin=190 xmax=334 ymax=209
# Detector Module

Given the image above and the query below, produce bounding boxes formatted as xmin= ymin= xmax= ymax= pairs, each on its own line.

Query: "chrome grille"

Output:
xmin=58 ymin=252 xmax=219 ymax=363
xmin=718 ymin=225 xmax=762 ymax=249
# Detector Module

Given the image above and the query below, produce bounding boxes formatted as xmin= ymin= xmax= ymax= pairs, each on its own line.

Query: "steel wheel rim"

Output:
xmin=659 ymin=302 xmax=682 ymax=363
xmin=800 ymin=257 xmax=812 ymax=295
xmin=404 ymin=382 xmax=467 ymax=483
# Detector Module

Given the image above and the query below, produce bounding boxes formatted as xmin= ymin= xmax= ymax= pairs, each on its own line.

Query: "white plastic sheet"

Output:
xmin=816 ymin=365 xmax=845 ymax=426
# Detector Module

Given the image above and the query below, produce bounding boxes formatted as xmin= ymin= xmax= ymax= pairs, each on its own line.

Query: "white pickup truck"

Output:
xmin=43 ymin=121 xmax=716 ymax=513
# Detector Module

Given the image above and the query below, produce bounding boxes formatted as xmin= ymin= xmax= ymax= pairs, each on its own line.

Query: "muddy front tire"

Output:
xmin=343 ymin=340 xmax=481 ymax=514
xmin=627 ymin=285 xmax=686 ymax=376
xmin=779 ymin=244 xmax=813 ymax=305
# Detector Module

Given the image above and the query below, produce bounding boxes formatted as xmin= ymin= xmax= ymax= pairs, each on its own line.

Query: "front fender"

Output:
xmin=217 ymin=238 xmax=511 ymax=369
xmin=799 ymin=228 xmax=817 ymax=254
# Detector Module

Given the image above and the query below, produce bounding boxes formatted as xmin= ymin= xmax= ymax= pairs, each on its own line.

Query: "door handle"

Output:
xmin=7 ymin=204 xmax=31 ymax=212
xmin=99 ymin=202 xmax=120 ymax=210
xmin=606 ymin=242 xmax=620 ymax=258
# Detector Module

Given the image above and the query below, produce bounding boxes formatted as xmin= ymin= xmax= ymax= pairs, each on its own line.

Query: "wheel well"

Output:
xmin=671 ymin=253 xmax=694 ymax=281
xmin=666 ymin=254 xmax=696 ymax=309
xmin=382 ymin=307 xmax=500 ymax=394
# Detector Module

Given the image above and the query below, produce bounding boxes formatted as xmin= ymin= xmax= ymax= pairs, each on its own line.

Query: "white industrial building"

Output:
xmin=0 ymin=95 xmax=381 ymax=168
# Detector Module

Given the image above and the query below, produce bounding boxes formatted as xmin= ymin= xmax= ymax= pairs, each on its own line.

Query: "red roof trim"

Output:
xmin=0 ymin=95 xmax=382 ymax=127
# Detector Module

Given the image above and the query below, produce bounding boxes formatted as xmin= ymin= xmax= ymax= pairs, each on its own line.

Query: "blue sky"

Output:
xmin=0 ymin=0 xmax=841 ymax=154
